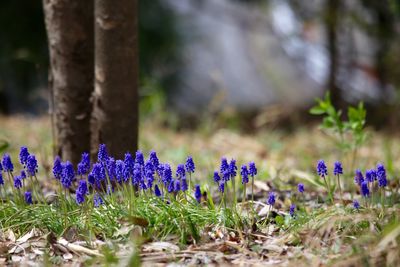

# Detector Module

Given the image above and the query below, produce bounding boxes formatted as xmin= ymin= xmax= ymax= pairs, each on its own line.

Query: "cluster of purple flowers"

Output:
xmin=51 ymin=145 xmax=201 ymax=206
xmin=353 ymin=163 xmax=388 ymax=199
xmin=0 ymin=147 xmax=41 ymax=205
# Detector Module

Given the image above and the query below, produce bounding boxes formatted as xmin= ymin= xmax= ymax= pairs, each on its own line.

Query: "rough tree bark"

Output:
xmin=43 ymin=0 xmax=94 ymax=164
xmin=92 ymin=0 xmax=139 ymax=158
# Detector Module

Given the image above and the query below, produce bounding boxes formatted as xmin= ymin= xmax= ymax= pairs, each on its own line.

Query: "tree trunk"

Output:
xmin=43 ymin=0 xmax=94 ymax=164
xmin=325 ymin=0 xmax=342 ymax=108
xmin=92 ymin=0 xmax=139 ymax=159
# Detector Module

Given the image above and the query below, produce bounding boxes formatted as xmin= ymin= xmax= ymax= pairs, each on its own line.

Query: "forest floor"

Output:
xmin=0 ymin=115 xmax=399 ymax=266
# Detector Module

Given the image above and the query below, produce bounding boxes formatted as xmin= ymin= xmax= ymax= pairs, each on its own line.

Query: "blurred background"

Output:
xmin=1 ymin=0 xmax=400 ymax=129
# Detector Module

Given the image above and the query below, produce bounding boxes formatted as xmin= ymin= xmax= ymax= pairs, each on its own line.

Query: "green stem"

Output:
xmin=323 ymin=176 xmax=334 ymax=204
xmin=337 ymin=174 xmax=344 ymax=205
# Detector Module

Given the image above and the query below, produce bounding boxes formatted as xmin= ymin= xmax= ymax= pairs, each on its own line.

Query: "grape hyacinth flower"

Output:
xmin=144 ymin=160 xmax=155 ymax=175
xmin=154 ymin=184 xmax=162 ymax=197
xmin=91 ymin=163 xmax=106 ymax=186
xmin=181 ymin=177 xmax=188 ymax=192
xmin=135 ymin=150 xmax=144 ymax=167
xmin=115 ymin=160 xmax=125 ymax=184
xmin=222 ymin=170 xmax=230 ymax=182
xmin=333 ymin=161 xmax=343 ymax=175
xmin=26 ymin=154 xmax=38 ymax=177
xmin=267 ymin=192 xmax=276 ymax=206
xmin=98 ymin=144 xmax=108 ymax=162
xmin=376 ymin=163 xmax=387 ymax=188
xmin=365 ymin=169 xmax=376 ymax=183
xmin=53 ymin=156 xmax=62 ymax=180
xmin=93 ymin=193 xmax=104 ymax=207
xmin=61 ymin=161 xmax=74 ymax=189
xmin=176 ymin=164 xmax=185 ymax=178
xmin=219 ymin=181 xmax=225 ymax=193
xmin=249 ymin=162 xmax=257 ymax=177
xmin=298 ymin=183 xmax=305 ymax=193
xmin=14 ymin=176 xmax=22 ymax=189
xmin=185 ymin=156 xmax=195 ymax=173
xmin=229 ymin=159 xmax=238 ymax=178
xmin=354 ymin=169 xmax=364 ymax=186
xmin=124 ymin=152 xmax=135 ymax=177
xmin=174 ymin=179 xmax=181 ymax=192
xmin=20 ymin=170 xmax=26 ymax=180
xmin=19 ymin=146 xmax=29 ymax=166
xmin=0 ymin=162 xmax=2 ymax=171
xmin=2 ymin=154 xmax=14 ymax=172
xmin=76 ymin=180 xmax=87 ymax=204
xmin=220 ymin=158 xmax=229 ymax=175
xmin=106 ymin=157 xmax=116 ymax=181
xmin=162 ymin=164 xmax=173 ymax=186
xmin=167 ymin=179 xmax=175 ymax=193
xmin=361 ymin=181 xmax=370 ymax=198
xmin=333 ymin=161 xmax=344 ymax=204
xmin=77 ymin=152 xmax=90 ymax=176
xmin=316 ymin=160 xmax=328 ymax=177
xmin=0 ymin=173 xmax=3 ymax=185
xmin=241 ymin=165 xmax=249 ymax=184
xmin=317 ymin=160 xmax=332 ymax=203
xmin=353 ymin=199 xmax=360 ymax=210
xmin=88 ymin=174 xmax=95 ymax=185
xmin=149 ymin=150 xmax=159 ymax=170
xmin=25 ymin=191 xmax=32 ymax=205
xmin=289 ymin=204 xmax=296 ymax=217
xmin=213 ymin=171 xmax=221 ymax=183
xmin=194 ymin=184 xmax=201 ymax=203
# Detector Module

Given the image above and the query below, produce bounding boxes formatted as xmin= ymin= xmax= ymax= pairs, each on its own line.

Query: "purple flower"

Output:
xmin=144 ymin=160 xmax=155 ymax=174
xmin=53 ymin=156 xmax=62 ymax=180
xmin=298 ymin=183 xmax=305 ymax=193
xmin=249 ymin=161 xmax=257 ymax=176
xmin=25 ymin=191 xmax=32 ymax=205
xmin=181 ymin=177 xmax=188 ymax=191
xmin=267 ymin=192 xmax=275 ymax=206
xmin=0 ymin=162 xmax=3 ymax=171
xmin=361 ymin=181 xmax=370 ymax=197
xmin=222 ymin=170 xmax=230 ymax=182
xmin=26 ymin=154 xmax=38 ymax=177
xmin=93 ymin=193 xmax=104 ymax=207
xmin=77 ymin=180 xmax=88 ymax=195
xmin=20 ymin=170 xmax=26 ymax=179
xmin=219 ymin=181 xmax=225 ymax=193
xmin=145 ymin=170 xmax=154 ymax=188
xmin=76 ymin=192 xmax=85 ymax=204
xmin=289 ymin=204 xmax=296 ymax=217
xmin=154 ymin=184 xmax=162 ymax=197
xmin=77 ymin=152 xmax=90 ymax=176
xmin=167 ymin=179 xmax=175 ymax=193
xmin=115 ymin=160 xmax=125 ymax=184
xmin=2 ymin=154 xmax=14 ymax=172
xmin=14 ymin=176 xmax=22 ymax=189
xmin=124 ymin=153 xmax=135 ymax=177
xmin=91 ymin=163 xmax=106 ymax=185
xmin=353 ymin=199 xmax=360 ymax=210
xmin=213 ymin=171 xmax=221 ymax=183
xmin=149 ymin=150 xmax=159 ymax=169
xmin=316 ymin=160 xmax=327 ymax=177
xmin=377 ymin=163 xmax=387 ymax=187
xmin=0 ymin=173 xmax=3 ymax=185
xmin=133 ymin=166 xmax=142 ymax=186
xmin=19 ymin=146 xmax=29 ymax=166
xmin=354 ymin=169 xmax=364 ymax=186
xmin=185 ymin=156 xmax=195 ymax=173
xmin=106 ymin=157 xmax=116 ymax=181
xmin=162 ymin=164 xmax=172 ymax=186
xmin=98 ymin=144 xmax=108 ymax=162
xmin=174 ymin=179 xmax=181 ymax=192
xmin=241 ymin=165 xmax=249 ymax=184
xmin=333 ymin=161 xmax=343 ymax=175
xmin=194 ymin=184 xmax=201 ymax=203
xmin=61 ymin=161 xmax=74 ymax=189
xmin=176 ymin=164 xmax=185 ymax=178
xmin=229 ymin=159 xmax=237 ymax=178
xmin=220 ymin=157 xmax=229 ymax=174
xmin=135 ymin=150 xmax=144 ymax=166
xmin=365 ymin=169 xmax=376 ymax=183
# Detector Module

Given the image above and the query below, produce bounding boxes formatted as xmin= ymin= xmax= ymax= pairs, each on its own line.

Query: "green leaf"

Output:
xmin=309 ymin=106 xmax=326 ymax=115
